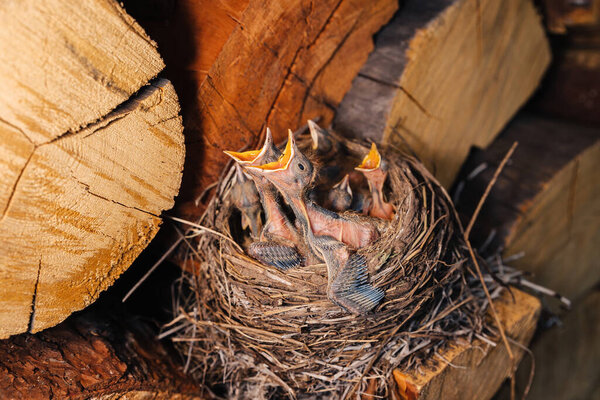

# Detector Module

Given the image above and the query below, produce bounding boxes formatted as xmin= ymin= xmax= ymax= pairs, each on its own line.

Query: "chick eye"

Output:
xmin=298 ymin=163 xmax=305 ymax=171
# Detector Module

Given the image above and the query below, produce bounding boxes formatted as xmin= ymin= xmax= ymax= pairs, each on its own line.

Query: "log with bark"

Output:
xmin=334 ymin=0 xmax=551 ymax=188
xmin=455 ymin=114 xmax=600 ymax=302
xmin=0 ymin=0 xmax=185 ymax=339
xmin=122 ymin=0 xmax=399 ymax=218
xmin=0 ymin=308 xmax=201 ymax=399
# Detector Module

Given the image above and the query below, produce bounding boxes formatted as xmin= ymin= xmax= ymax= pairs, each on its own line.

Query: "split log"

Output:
xmin=393 ymin=289 xmax=540 ymax=400
xmin=123 ymin=0 xmax=398 ymax=218
xmin=0 ymin=0 xmax=185 ymax=338
xmin=0 ymin=309 xmax=201 ymax=399
xmin=455 ymin=114 xmax=600 ymax=301
xmin=495 ymin=289 xmax=600 ymax=400
xmin=334 ymin=0 xmax=551 ymax=187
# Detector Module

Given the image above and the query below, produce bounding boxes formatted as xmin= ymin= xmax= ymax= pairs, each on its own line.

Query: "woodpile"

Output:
xmin=125 ymin=0 xmax=399 ymax=218
xmin=1 ymin=0 xmax=596 ymax=398
xmin=455 ymin=114 xmax=600 ymax=301
xmin=335 ymin=0 xmax=550 ymax=187
xmin=0 ymin=0 xmax=184 ymax=339
xmin=456 ymin=20 xmax=600 ymax=398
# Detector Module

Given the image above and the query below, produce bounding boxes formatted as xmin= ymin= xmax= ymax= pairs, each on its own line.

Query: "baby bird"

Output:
xmin=355 ymin=143 xmax=395 ymax=220
xmin=230 ymin=164 xmax=262 ymax=238
xmin=225 ymin=129 xmax=304 ymax=270
xmin=247 ymin=131 xmax=384 ymax=314
xmin=327 ymin=174 xmax=352 ymax=212
xmin=308 ymin=119 xmax=336 ymax=156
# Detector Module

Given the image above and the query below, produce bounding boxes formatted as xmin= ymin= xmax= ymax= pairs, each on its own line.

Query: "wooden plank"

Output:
xmin=335 ymin=0 xmax=550 ymax=188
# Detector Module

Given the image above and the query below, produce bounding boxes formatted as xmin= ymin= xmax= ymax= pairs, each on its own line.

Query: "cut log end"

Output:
xmin=0 ymin=80 xmax=184 ymax=339
xmin=0 ymin=0 xmax=185 ymax=339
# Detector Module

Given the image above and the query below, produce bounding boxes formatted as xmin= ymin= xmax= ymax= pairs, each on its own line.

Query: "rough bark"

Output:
xmin=334 ymin=0 xmax=551 ymax=188
xmin=0 ymin=309 xmax=201 ymax=400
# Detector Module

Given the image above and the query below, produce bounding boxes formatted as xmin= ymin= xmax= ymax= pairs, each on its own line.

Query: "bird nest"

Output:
xmin=167 ymin=129 xmax=500 ymax=399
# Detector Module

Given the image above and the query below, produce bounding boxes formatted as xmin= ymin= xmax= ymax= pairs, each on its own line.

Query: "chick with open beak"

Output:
xmin=355 ymin=143 xmax=395 ymax=220
xmin=230 ymin=164 xmax=262 ymax=238
xmin=246 ymin=131 xmax=384 ymax=314
xmin=224 ymin=129 xmax=305 ymax=270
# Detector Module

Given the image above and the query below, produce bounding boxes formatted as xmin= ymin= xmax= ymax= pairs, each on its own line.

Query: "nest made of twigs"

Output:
xmin=167 ymin=130 xmax=500 ymax=399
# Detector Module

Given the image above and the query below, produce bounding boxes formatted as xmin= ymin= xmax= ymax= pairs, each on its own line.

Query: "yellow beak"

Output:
xmin=355 ymin=142 xmax=381 ymax=171
xmin=249 ymin=130 xmax=294 ymax=171
xmin=223 ymin=149 xmax=262 ymax=164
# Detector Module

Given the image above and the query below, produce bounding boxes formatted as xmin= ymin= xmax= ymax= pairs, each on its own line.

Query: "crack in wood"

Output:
xmin=205 ymin=76 xmax=254 ymax=135
xmin=0 ymin=151 xmax=34 ymax=223
xmin=297 ymin=11 xmax=360 ymax=124
xmin=263 ymin=0 xmax=345 ymax=135
xmin=74 ymin=177 xmax=159 ymax=218
xmin=0 ymin=116 xmax=35 ymax=145
xmin=149 ymin=115 xmax=179 ymax=127
xmin=82 ymin=113 xmax=129 ymax=139
xmin=357 ymin=72 xmax=440 ymax=120
xmin=27 ymin=260 xmax=42 ymax=333
xmin=42 ymin=77 xmax=165 ymax=146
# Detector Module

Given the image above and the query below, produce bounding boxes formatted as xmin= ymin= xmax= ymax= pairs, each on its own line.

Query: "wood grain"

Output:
xmin=0 ymin=0 xmax=165 ymax=144
xmin=335 ymin=0 xmax=551 ymax=188
xmin=397 ymin=289 xmax=540 ymax=400
xmin=0 ymin=79 xmax=184 ymax=339
xmin=0 ymin=0 xmax=184 ymax=339
xmin=495 ymin=289 xmax=600 ymax=400
xmin=456 ymin=114 xmax=600 ymax=301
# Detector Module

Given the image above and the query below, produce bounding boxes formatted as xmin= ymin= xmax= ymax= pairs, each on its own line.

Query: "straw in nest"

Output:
xmin=165 ymin=124 xmax=508 ymax=399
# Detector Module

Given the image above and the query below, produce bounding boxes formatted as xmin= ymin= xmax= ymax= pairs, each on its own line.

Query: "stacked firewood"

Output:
xmin=1 ymin=0 xmax=597 ymax=398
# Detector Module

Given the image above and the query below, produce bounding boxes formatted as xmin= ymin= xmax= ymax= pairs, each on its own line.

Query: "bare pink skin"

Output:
xmin=362 ymin=168 xmax=394 ymax=220
xmin=306 ymin=206 xmax=378 ymax=249
xmin=258 ymin=184 xmax=298 ymax=243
